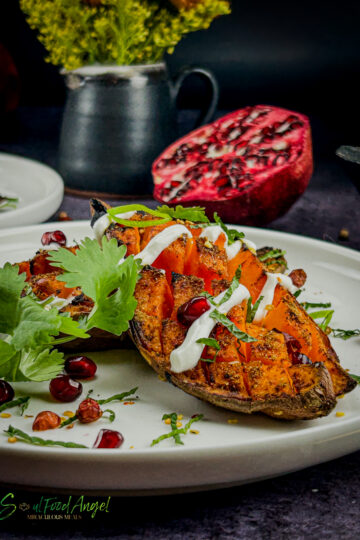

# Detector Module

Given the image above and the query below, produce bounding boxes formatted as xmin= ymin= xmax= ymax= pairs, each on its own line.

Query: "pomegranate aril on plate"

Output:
xmin=93 ymin=429 xmax=124 ymax=449
xmin=177 ymin=297 xmax=211 ymax=327
xmin=32 ymin=411 xmax=61 ymax=431
xmin=0 ymin=380 xmax=14 ymax=405
xmin=49 ymin=375 xmax=82 ymax=402
xmin=41 ymin=230 xmax=67 ymax=247
xmin=64 ymin=356 xmax=97 ymax=379
xmin=76 ymin=398 xmax=102 ymax=424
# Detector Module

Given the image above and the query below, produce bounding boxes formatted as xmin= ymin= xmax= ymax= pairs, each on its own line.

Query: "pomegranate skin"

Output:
xmin=152 ymin=105 xmax=313 ymax=226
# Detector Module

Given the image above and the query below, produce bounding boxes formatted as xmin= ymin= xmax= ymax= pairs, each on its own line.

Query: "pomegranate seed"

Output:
xmin=93 ymin=429 xmax=124 ymax=449
xmin=32 ymin=411 xmax=61 ymax=431
xmin=64 ymin=356 xmax=97 ymax=380
xmin=49 ymin=375 xmax=82 ymax=402
xmin=41 ymin=230 xmax=67 ymax=247
xmin=76 ymin=398 xmax=102 ymax=424
xmin=282 ymin=332 xmax=312 ymax=365
xmin=0 ymin=380 xmax=14 ymax=405
xmin=177 ymin=297 xmax=211 ymax=327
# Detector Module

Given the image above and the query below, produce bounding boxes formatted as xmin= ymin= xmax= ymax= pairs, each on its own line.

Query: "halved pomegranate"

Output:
xmin=153 ymin=105 xmax=313 ymax=225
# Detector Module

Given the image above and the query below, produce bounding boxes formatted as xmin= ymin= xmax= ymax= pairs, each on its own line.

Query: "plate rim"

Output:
xmin=0 ymin=152 xmax=64 ymax=226
xmin=0 ymin=219 xmax=359 ymax=260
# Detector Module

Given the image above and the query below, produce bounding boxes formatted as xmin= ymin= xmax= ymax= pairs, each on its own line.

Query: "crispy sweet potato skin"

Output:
xmin=129 ymin=267 xmax=351 ymax=420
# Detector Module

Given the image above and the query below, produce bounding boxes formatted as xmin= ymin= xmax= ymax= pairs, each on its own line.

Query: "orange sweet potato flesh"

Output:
xmin=14 ymin=204 xmax=355 ymax=416
xmin=102 ymin=211 xmax=354 ymax=418
xmin=130 ymin=267 xmax=345 ymax=420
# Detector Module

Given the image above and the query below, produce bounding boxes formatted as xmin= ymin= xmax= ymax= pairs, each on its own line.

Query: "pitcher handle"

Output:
xmin=172 ymin=66 xmax=219 ymax=128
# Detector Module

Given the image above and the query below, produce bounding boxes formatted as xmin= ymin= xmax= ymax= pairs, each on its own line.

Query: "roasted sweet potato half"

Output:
xmin=130 ymin=267 xmax=354 ymax=420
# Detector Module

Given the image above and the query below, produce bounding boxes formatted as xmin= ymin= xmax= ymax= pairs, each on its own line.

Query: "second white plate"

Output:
xmin=0 ymin=152 xmax=64 ymax=229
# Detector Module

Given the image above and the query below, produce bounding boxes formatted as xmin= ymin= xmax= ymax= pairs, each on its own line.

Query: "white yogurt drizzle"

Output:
xmin=170 ymin=283 xmax=250 ymax=373
xmin=92 ymin=210 xmax=137 ymax=244
xmin=134 ymin=224 xmax=192 ymax=266
xmin=253 ymin=272 xmax=297 ymax=323
xmin=199 ymin=225 xmax=256 ymax=257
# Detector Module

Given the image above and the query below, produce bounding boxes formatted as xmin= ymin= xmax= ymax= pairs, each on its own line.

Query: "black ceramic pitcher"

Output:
xmin=58 ymin=63 xmax=218 ymax=196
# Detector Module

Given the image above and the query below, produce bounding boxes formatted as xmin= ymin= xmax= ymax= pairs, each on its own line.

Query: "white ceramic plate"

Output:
xmin=0 ymin=153 xmax=64 ymax=229
xmin=0 ymin=222 xmax=359 ymax=495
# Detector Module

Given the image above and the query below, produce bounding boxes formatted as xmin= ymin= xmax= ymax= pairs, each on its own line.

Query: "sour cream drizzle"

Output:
xmin=199 ymin=225 xmax=257 ymax=257
xmin=170 ymin=283 xmax=250 ymax=373
xmin=253 ymin=272 xmax=297 ymax=323
xmin=134 ymin=224 xmax=192 ymax=266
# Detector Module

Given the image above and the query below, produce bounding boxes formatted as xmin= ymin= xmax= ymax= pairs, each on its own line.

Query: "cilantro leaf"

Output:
xmin=48 ymin=237 xmax=127 ymax=301
xmin=213 ymin=213 xmax=244 ymax=244
xmin=19 ymin=347 xmax=64 ymax=382
xmin=0 ymin=264 xmax=87 ymax=382
xmin=10 ymin=296 xmax=64 ymax=351
xmin=0 ymin=263 xmax=26 ymax=335
xmin=87 ymin=257 xmax=138 ymax=335
xmin=48 ymin=237 xmax=140 ymax=335
xmin=157 ymin=205 xmax=209 ymax=223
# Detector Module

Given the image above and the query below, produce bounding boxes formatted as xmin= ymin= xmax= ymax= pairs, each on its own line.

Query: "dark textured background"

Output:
xmin=1 ymin=1 xmax=360 ymax=538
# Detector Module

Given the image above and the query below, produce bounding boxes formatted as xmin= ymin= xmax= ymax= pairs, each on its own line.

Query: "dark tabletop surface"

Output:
xmin=0 ymin=107 xmax=359 ymax=539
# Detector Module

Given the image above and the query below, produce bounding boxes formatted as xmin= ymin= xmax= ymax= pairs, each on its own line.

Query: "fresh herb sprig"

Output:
xmin=258 ymin=249 xmax=286 ymax=262
xmin=308 ymin=309 xmax=334 ymax=331
xmin=0 ymin=236 xmax=140 ymax=382
xmin=0 ymin=264 xmax=88 ymax=383
xmin=213 ymin=213 xmax=245 ymax=245
xmin=350 ymin=374 xmax=360 ymax=384
xmin=48 ymin=237 xmax=140 ymax=336
xmin=0 ymin=196 xmax=18 ymax=211
xmin=4 ymin=425 xmax=88 ymax=448
xmin=151 ymin=414 xmax=203 ymax=447
xmin=162 ymin=412 xmax=183 ymax=445
xmin=97 ymin=387 xmax=138 ymax=405
xmin=196 ymin=337 xmax=221 ymax=363
xmin=0 ymin=396 xmax=30 ymax=415
xmin=301 ymin=298 xmax=360 ymax=339
xmin=157 ymin=205 xmax=209 ymax=224
xmin=210 ymin=310 xmax=257 ymax=343
xmin=331 ymin=329 xmax=360 ymax=340
xmin=302 ymin=301 xmax=332 ymax=311
xmin=246 ymin=296 xmax=264 ymax=323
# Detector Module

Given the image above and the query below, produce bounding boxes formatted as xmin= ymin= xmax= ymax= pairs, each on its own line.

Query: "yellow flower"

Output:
xmin=19 ymin=0 xmax=231 ymax=67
